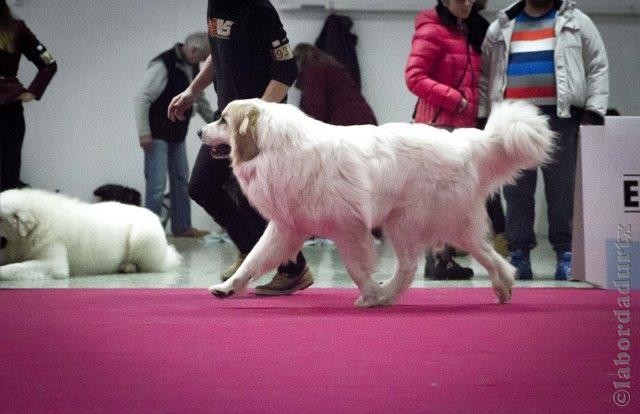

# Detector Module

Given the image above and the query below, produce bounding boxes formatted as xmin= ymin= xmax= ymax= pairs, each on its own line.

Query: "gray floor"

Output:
xmin=0 ymin=234 xmax=592 ymax=290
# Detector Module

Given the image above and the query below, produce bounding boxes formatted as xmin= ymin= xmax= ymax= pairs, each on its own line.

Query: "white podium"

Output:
xmin=572 ymin=117 xmax=640 ymax=289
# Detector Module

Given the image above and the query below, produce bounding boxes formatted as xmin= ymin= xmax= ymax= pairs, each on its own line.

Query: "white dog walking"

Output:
xmin=200 ymin=99 xmax=555 ymax=307
xmin=0 ymin=189 xmax=181 ymax=280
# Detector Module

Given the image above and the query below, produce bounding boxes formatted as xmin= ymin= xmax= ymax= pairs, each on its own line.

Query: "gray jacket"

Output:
xmin=478 ymin=0 xmax=609 ymax=122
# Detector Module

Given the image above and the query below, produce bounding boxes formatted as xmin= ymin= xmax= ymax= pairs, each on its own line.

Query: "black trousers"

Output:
xmin=486 ymin=192 xmax=506 ymax=234
xmin=189 ymin=144 xmax=306 ymax=275
xmin=503 ymin=106 xmax=582 ymax=254
xmin=0 ymin=102 xmax=26 ymax=191
xmin=439 ymin=124 xmax=506 ymax=235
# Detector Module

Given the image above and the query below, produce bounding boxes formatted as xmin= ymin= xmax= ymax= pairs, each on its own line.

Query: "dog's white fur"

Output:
xmin=0 ymin=189 xmax=181 ymax=280
xmin=200 ymin=98 xmax=555 ymax=306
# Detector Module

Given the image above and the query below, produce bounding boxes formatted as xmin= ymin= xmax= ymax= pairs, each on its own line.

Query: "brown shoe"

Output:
xmin=221 ymin=253 xmax=247 ymax=282
xmin=493 ymin=232 xmax=509 ymax=257
xmin=174 ymin=227 xmax=210 ymax=238
xmin=254 ymin=266 xmax=314 ymax=296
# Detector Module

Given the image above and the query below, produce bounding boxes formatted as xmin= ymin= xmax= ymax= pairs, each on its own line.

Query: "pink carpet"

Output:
xmin=0 ymin=288 xmax=638 ymax=413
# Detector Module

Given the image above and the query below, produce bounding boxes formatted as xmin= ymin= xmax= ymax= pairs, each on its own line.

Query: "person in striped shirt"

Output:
xmin=478 ymin=0 xmax=609 ymax=281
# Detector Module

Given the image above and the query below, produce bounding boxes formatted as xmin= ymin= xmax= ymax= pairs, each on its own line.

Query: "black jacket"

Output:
xmin=315 ymin=14 xmax=361 ymax=89
xmin=148 ymin=45 xmax=199 ymax=142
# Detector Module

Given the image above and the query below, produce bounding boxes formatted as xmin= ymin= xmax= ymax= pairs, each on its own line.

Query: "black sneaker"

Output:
xmin=424 ymin=254 xmax=437 ymax=278
xmin=426 ymin=254 xmax=474 ymax=280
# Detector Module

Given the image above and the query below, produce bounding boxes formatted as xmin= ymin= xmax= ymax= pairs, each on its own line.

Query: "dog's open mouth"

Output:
xmin=210 ymin=144 xmax=231 ymax=159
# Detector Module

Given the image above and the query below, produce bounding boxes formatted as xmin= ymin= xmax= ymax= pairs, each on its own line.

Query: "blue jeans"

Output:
xmin=503 ymin=107 xmax=582 ymax=254
xmin=144 ymin=139 xmax=191 ymax=235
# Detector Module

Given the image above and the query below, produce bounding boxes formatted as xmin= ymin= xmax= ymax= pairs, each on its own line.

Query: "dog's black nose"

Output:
xmin=197 ymin=128 xmax=203 ymax=138
xmin=0 ymin=236 xmax=7 ymax=249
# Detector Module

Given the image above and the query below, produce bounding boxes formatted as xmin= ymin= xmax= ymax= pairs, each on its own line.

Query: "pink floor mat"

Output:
xmin=1 ymin=288 xmax=638 ymax=413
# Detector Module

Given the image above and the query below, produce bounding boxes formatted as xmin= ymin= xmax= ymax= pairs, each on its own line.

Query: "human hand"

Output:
xmin=18 ymin=92 xmax=36 ymax=103
xmin=139 ymin=134 xmax=153 ymax=152
xmin=167 ymin=89 xmax=194 ymax=122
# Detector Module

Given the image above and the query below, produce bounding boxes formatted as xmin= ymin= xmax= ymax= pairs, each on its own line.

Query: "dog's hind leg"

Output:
xmin=208 ymin=221 xmax=305 ymax=298
xmin=460 ymin=239 xmax=515 ymax=304
xmin=118 ymin=263 xmax=139 ymax=273
xmin=333 ymin=227 xmax=384 ymax=307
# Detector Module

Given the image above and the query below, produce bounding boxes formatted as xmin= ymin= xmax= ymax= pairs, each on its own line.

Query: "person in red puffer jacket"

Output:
xmin=405 ymin=0 xmax=494 ymax=279
xmin=405 ymin=0 xmax=486 ymax=128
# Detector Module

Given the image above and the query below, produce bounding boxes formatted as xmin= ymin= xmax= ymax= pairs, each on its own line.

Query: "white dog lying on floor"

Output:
xmin=0 ymin=189 xmax=181 ymax=280
xmin=199 ymin=98 xmax=555 ymax=307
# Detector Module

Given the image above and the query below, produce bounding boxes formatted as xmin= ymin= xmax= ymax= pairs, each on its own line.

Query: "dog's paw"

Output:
xmin=355 ymin=293 xmax=394 ymax=308
xmin=494 ymin=284 xmax=512 ymax=304
xmin=118 ymin=262 xmax=139 ymax=274
xmin=208 ymin=282 xmax=236 ymax=299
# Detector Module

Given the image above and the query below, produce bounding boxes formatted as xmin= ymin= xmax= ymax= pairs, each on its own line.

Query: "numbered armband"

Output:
xmin=270 ymin=38 xmax=294 ymax=62
xmin=36 ymin=44 xmax=56 ymax=66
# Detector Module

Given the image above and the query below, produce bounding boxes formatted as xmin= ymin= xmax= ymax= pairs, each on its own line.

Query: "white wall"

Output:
xmin=13 ymin=1 xmax=640 ymax=234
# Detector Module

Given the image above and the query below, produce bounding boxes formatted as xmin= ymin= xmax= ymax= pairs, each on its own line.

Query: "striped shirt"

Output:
xmin=505 ymin=9 xmax=557 ymax=106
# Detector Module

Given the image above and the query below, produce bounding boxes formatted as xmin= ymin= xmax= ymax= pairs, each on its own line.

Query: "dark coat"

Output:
xmin=314 ymin=14 xmax=361 ymax=90
xmin=297 ymin=63 xmax=377 ymax=126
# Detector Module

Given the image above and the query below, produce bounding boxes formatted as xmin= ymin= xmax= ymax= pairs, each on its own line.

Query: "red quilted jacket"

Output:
xmin=405 ymin=8 xmax=481 ymax=128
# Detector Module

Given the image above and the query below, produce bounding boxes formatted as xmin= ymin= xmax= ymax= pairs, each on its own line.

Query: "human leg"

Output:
xmin=144 ymin=139 xmax=168 ymax=216
xmin=167 ymin=140 xmax=192 ymax=235
xmin=188 ymin=145 xmax=261 ymax=253
xmin=542 ymin=112 xmax=580 ymax=255
xmin=0 ymin=103 xmax=25 ymax=191
xmin=503 ymin=168 xmax=538 ymax=278
xmin=487 ymin=192 xmax=508 ymax=256
xmin=541 ymin=110 xmax=581 ymax=279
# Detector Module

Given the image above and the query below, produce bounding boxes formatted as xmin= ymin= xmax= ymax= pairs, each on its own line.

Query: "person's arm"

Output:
xmin=579 ymin=13 xmax=609 ymax=125
xmin=134 ymin=61 xmax=168 ymax=150
xmin=477 ymin=25 xmax=496 ymax=122
xmin=195 ymin=92 xmax=217 ymax=123
xmin=261 ymin=80 xmax=290 ymax=103
xmin=168 ymin=55 xmax=214 ymax=121
xmin=246 ymin=3 xmax=298 ymax=103
xmin=18 ymin=20 xmax=57 ymax=100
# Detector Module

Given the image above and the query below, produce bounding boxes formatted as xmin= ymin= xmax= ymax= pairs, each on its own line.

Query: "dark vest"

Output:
xmin=149 ymin=45 xmax=200 ymax=142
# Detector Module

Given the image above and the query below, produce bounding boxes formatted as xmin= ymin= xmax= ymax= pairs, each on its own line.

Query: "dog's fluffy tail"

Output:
xmin=473 ymin=100 xmax=557 ymax=192
xmin=163 ymin=244 xmax=182 ymax=271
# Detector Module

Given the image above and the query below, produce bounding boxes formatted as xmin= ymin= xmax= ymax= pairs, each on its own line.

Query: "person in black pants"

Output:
xmin=0 ymin=0 xmax=56 ymax=191
xmin=168 ymin=0 xmax=313 ymax=296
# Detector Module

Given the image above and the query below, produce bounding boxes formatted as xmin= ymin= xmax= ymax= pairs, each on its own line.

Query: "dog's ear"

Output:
xmin=232 ymin=107 xmax=261 ymax=163
xmin=8 ymin=211 xmax=38 ymax=237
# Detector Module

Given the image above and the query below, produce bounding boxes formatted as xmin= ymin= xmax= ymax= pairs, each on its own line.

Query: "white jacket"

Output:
xmin=478 ymin=0 xmax=609 ymax=122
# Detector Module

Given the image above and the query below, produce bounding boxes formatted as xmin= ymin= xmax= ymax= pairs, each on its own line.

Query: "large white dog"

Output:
xmin=0 ymin=189 xmax=181 ymax=280
xmin=200 ymin=98 xmax=555 ymax=307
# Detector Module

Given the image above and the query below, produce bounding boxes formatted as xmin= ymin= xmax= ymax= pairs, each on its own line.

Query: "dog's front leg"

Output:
xmin=1 ymin=261 xmax=51 ymax=280
xmin=0 ymin=243 xmax=69 ymax=280
xmin=208 ymin=222 xmax=304 ymax=299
